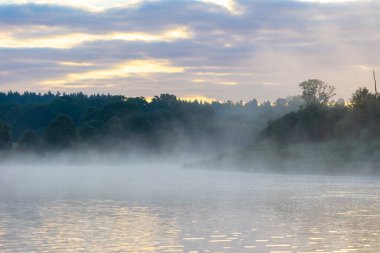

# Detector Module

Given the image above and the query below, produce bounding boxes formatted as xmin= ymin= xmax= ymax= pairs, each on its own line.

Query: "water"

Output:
xmin=1 ymin=163 xmax=380 ymax=252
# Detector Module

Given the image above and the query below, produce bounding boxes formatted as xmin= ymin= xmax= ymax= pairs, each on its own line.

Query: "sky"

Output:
xmin=0 ymin=0 xmax=379 ymax=101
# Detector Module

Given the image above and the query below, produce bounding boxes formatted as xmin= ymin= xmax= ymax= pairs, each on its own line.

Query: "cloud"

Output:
xmin=58 ymin=61 xmax=94 ymax=66
xmin=192 ymin=79 xmax=206 ymax=83
xmin=0 ymin=0 xmax=379 ymax=101
xmin=217 ymin=81 xmax=238 ymax=86
xmin=298 ymin=0 xmax=363 ymax=3
xmin=0 ymin=0 xmax=151 ymax=12
xmin=0 ymin=26 xmax=191 ymax=48
xmin=2 ymin=0 xmax=245 ymax=14
xmin=40 ymin=59 xmax=185 ymax=88
xmin=198 ymin=0 xmax=244 ymax=15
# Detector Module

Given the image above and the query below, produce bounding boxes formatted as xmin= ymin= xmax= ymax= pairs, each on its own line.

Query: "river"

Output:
xmin=0 ymin=162 xmax=379 ymax=252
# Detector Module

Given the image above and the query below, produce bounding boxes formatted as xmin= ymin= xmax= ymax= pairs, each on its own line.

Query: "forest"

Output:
xmin=1 ymin=79 xmax=380 ymax=174
xmin=246 ymin=80 xmax=380 ymax=173
xmin=0 ymin=90 xmax=302 ymax=154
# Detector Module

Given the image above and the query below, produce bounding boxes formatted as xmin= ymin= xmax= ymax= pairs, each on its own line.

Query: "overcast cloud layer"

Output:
xmin=0 ymin=0 xmax=379 ymax=101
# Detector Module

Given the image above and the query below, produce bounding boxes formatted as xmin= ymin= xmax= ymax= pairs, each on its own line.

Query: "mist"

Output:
xmin=2 ymin=0 xmax=380 ymax=250
xmin=1 ymin=90 xmax=380 ymax=251
xmin=1 ymin=152 xmax=380 ymax=252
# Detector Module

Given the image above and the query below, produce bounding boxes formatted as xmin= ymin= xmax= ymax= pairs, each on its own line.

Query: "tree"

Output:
xmin=44 ymin=114 xmax=77 ymax=148
xmin=246 ymin=99 xmax=258 ymax=110
xmin=151 ymin=94 xmax=178 ymax=108
xmin=18 ymin=131 xmax=40 ymax=150
xmin=350 ymin=87 xmax=376 ymax=108
xmin=0 ymin=122 xmax=11 ymax=150
xmin=299 ymin=79 xmax=336 ymax=105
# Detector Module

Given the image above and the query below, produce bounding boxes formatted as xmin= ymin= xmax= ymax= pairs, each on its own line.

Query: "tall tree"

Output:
xmin=350 ymin=87 xmax=376 ymax=108
xmin=299 ymin=79 xmax=336 ymax=105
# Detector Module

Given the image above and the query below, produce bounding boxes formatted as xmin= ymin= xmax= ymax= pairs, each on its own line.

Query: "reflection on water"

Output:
xmin=1 ymin=164 xmax=380 ymax=252
xmin=0 ymin=201 xmax=180 ymax=252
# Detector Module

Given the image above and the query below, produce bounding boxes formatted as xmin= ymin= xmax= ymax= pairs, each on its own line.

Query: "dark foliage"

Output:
xmin=0 ymin=122 xmax=11 ymax=150
xmin=259 ymin=86 xmax=380 ymax=145
xmin=255 ymin=86 xmax=380 ymax=172
xmin=259 ymin=105 xmax=346 ymax=144
xmin=44 ymin=115 xmax=77 ymax=149
xmin=18 ymin=131 xmax=40 ymax=151
xmin=0 ymin=91 xmax=303 ymax=152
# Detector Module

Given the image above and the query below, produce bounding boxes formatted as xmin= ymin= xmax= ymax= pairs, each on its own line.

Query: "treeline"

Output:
xmin=253 ymin=80 xmax=380 ymax=173
xmin=259 ymin=85 xmax=380 ymax=143
xmin=0 ymin=91 xmax=303 ymax=153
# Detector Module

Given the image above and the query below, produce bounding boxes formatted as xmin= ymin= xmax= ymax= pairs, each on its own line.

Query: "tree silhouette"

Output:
xmin=18 ymin=131 xmax=40 ymax=150
xmin=350 ymin=87 xmax=376 ymax=108
xmin=44 ymin=114 xmax=77 ymax=148
xmin=299 ymin=79 xmax=336 ymax=105
xmin=0 ymin=122 xmax=11 ymax=150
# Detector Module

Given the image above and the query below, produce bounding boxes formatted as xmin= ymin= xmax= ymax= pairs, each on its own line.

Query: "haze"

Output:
xmin=1 ymin=0 xmax=380 ymax=252
xmin=0 ymin=0 xmax=379 ymax=101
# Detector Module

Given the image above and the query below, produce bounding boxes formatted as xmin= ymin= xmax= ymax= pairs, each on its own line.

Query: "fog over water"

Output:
xmin=1 ymin=156 xmax=380 ymax=252
xmin=1 ymin=0 xmax=379 ymax=251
